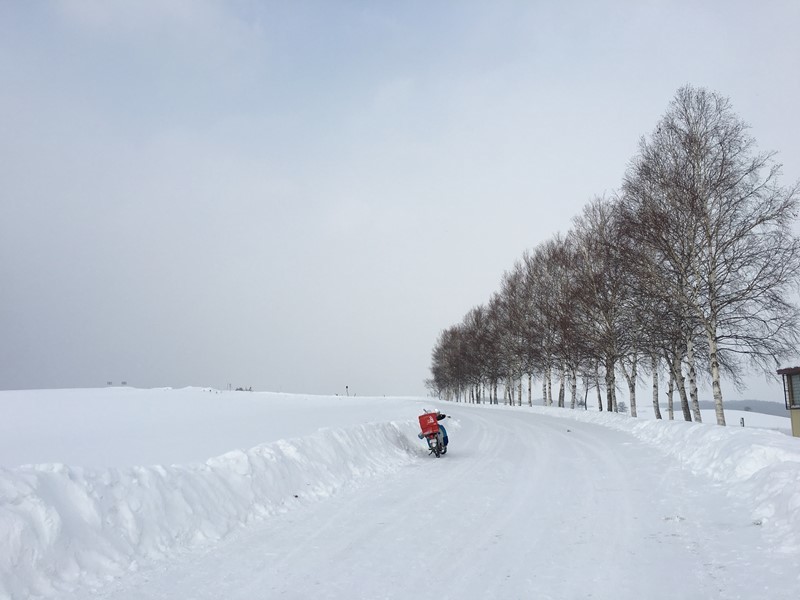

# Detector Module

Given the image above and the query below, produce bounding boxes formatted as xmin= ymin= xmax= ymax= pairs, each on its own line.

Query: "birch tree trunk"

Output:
xmin=570 ymin=369 xmax=577 ymax=409
xmin=595 ymin=363 xmax=603 ymax=411
xmin=670 ymin=354 xmax=692 ymax=421
xmin=583 ymin=375 xmax=590 ymax=411
xmin=667 ymin=372 xmax=674 ymax=420
xmin=620 ymin=354 xmax=638 ymax=417
xmin=528 ymin=373 xmax=532 ymax=407
xmin=627 ymin=370 xmax=637 ymax=418
xmin=651 ymin=354 xmax=662 ymax=420
xmin=605 ymin=355 xmax=617 ymax=413
xmin=685 ymin=337 xmax=703 ymax=423
xmin=706 ymin=322 xmax=727 ymax=426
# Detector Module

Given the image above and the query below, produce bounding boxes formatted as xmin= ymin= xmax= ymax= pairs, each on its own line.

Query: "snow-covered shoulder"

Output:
xmin=0 ymin=420 xmax=421 ymax=600
xmin=500 ymin=403 xmax=800 ymax=554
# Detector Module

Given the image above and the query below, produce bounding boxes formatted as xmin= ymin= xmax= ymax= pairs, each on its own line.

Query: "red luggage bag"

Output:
xmin=418 ymin=413 xmax=440 ymax=437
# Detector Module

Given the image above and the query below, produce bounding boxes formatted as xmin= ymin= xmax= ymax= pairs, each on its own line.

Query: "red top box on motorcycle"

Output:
xmin=418 ymin=413 xmax=440 ymax=436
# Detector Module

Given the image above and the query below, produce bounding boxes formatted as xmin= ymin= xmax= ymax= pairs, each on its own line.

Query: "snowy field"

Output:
xmin=1 ymin=387 xmax=799 ymax=599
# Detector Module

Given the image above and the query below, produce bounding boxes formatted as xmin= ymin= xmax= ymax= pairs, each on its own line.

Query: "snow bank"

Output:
xmin=520 ymin=405 xmax=800 ymax=554
xmin=0 ymin=421 xmax=420 ymax=600
xmin=0 ymin=388 xmax=418 ymax=468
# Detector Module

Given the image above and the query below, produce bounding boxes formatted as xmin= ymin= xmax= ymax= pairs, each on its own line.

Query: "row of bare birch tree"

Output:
xmin=427 ymin=86 xmax=800 ymax=425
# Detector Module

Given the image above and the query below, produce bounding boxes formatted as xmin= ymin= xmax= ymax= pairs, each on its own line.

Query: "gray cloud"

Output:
xmin=2 ymin=1 xmax=799 ymax=401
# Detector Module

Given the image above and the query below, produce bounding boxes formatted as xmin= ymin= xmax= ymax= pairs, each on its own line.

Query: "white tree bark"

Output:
xmin=570 ymin=369 xmax=577 ymax=409
xmin=605 ymin=355 xmax=617 ymax=413
xmin=620 ymin=353 xmax=638 ymax=417
xmin=706 ymin=322 xmax=727 ymax=426
xmin=651 ymin=354 xmax=662 ymax=420
xmin=685 ymin=337 xmax=702 ymax=423
xmin=528 ymin=373 xmax=532 ymax=407
xmin=666 ymin=372 xmax=674 ymax=420
xmin=670 ymin=354 xmax=692 ymax=421
xmin=595 ymin=363 xmax=603 ymax=411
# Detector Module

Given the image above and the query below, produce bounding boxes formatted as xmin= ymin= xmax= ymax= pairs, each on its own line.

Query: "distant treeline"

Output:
xmin=428 ymin=86 xmax=800 ymax=426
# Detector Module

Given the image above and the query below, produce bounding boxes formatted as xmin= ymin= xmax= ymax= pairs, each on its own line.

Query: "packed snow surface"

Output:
xmin=1 ymin=387 xmax=798 ymax=599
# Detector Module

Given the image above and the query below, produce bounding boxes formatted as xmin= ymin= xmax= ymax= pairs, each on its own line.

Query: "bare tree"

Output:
xmin=430 ymin=325 xmax=470 ymax=401
xmin=499 ymin=265 xmax=539 ymax=406
xmin=570 ymin=198 xmax=632 ymax=413
xmin=521 ymin=245 xmax=558 ymax=405
xmin=624 ymin=85 xmax=800 ymax=424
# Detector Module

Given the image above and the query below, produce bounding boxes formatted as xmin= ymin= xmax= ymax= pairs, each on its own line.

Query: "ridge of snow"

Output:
xmin=0 ymin=421 xmax=420 ymax=600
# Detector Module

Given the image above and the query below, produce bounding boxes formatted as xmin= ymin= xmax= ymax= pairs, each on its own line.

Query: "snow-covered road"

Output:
xmin=61 ymin=403 xmax=796 ymax=600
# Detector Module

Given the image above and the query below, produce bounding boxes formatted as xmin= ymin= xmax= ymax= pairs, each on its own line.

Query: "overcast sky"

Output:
xmin=2 ymin=1 xmax=799 ymax=401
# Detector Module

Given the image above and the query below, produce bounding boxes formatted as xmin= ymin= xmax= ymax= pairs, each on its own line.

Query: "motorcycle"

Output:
xmin=418 ymin=411 xmax=449 ymax=457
